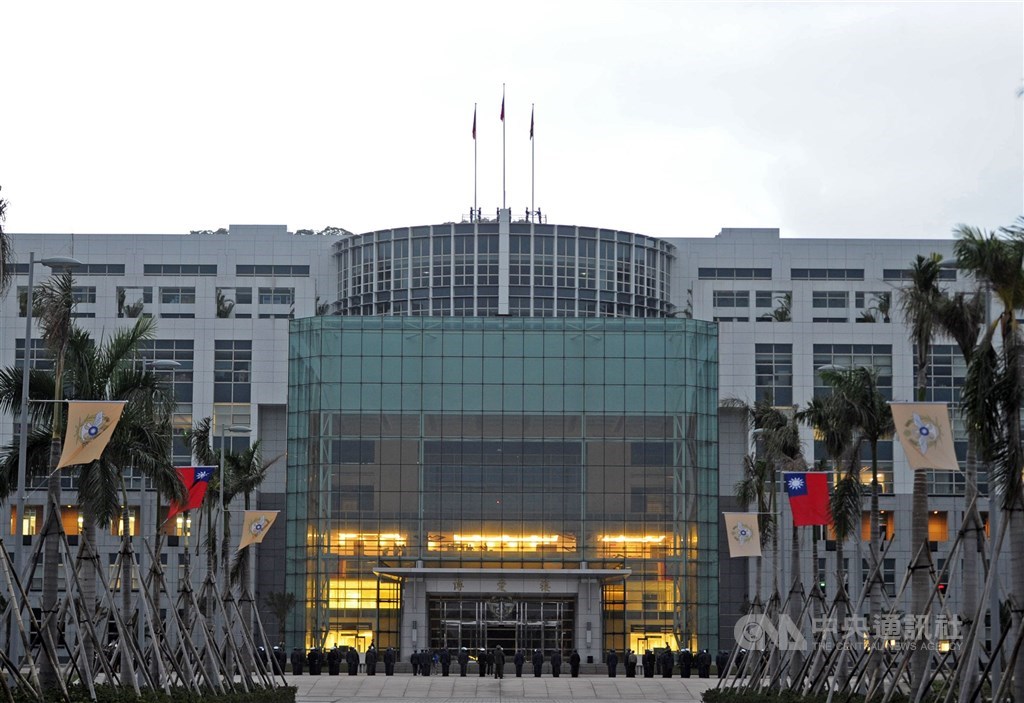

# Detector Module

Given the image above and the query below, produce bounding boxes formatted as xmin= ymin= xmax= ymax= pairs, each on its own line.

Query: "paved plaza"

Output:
xmin=287 ymin=674 xmax=718 ymax=703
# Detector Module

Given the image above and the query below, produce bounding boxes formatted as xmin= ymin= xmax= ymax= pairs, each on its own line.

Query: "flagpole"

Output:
xmin=531 ymin=103 xmax=535 ymax=220
xmin=473 ymin=103 xmax=477 ymax=221
xmin=502 ymin=83 xmax=506 ymax=210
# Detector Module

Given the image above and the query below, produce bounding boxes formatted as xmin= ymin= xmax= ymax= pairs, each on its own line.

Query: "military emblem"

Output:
xmin=78 ymin=411 xmax=112 ymax=444
xmin=904 ymin=413 xmax=940 ymax=456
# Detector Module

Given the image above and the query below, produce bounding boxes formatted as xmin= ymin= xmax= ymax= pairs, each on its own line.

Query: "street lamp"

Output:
xmin=12 ymin=253 xmax=81 ymax=677
xmin=14 ymin=254 xmax=84 ymax=559
xmin=216 ymin=423 xmax=252 ymax=579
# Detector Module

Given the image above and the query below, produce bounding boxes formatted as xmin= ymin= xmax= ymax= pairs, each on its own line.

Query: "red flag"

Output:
xmin=783 ymin=472 xmax=831 ymax=526
xmin=530 ymin=107 xmax=534 ymax=139
xmin=167 ymin=466 xmax=216 ymax=521
xmin=472 ymin=107 xmax=476 ymax=140
xmin=500 ymin=96 xmax=505 ymax=122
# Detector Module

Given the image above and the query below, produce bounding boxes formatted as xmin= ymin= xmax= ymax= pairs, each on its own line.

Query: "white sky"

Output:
xmin=2 ymin=1 xmax=1021 ymax=239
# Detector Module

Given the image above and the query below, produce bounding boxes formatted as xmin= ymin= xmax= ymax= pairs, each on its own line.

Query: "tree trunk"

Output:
xmin=835 ymin=540 xmax=849 ymax=688
xmin=1010 ymin=503 xmax=1024 ymax=703
xmin=76 ymin=518 xmax=99 ymax=677
xmin=38 ymin=437 xmax=63 ymax=689
xmin=120 ymin=505 xmax=134 ymax=683
xmin=867 ymin=441 xmax=882 ymax=686
xmin=909 ymin=469 xmax=930 ymax=698
xmin=958 ymin=445 xmax=981 ymax=703
xmin=788 ymin=524 xmax=803 ymax=682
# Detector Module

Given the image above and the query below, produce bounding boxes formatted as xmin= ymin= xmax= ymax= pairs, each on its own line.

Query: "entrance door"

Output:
xmin=428 ymin=596 xmax=575 ymax=653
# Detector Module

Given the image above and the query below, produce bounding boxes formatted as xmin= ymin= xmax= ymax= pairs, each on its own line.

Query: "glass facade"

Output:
xmin=333 ymin=221 xmax=675 ymax=317
xmin=286 ymin=316 xmax=719 ymax=657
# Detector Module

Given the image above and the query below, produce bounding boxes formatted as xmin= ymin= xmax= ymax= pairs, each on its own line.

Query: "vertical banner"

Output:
xmin=58 ymin=401 xmax=127 ymax=468
xmin=238 ymin=510 xmax=280 ymax=551
xmin=724 ymin=512 xmax=762 ymax=558
xmin=890 ymin=402 xmax=960 ymax=471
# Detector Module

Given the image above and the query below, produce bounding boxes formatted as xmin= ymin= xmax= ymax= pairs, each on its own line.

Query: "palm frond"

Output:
xmin=831 ymin=476 xmax=863 ymax=542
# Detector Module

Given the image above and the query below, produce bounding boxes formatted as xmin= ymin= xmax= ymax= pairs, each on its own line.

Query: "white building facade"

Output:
xmin=0 ymin=217 xmax=979 ymax=648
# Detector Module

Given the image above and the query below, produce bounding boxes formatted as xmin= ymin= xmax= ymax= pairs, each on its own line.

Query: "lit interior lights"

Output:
xmin=599 ymin=535 xmax=667 ymax=544
xmin=427 ymin=534 xmax=570 ymax=553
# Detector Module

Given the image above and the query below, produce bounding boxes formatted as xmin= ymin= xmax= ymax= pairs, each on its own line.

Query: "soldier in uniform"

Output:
xmin=642 ymin=649 xmax=655 ymax=678
xmin=291 ymin=647 xmax=305 ymax=675
xmin=550 ymin=649 xmax=562 ymax=677
xmin=679 ymin=648 xmax=693 ymax=678
xmin=532 ymin=649 xmax=544 ymax=677
xmin=384 ymin=647 xmax=396 ymax=676
xmin=606 ymin=649 xmax=619 ymax=677
xmin=569 ymin=649 xmax=581 ymax=677
xmin=365 ymin=646 xmax=378 ymax=675
xmin=513 ymin=649 xmax=525 ymax=677
xmin=493 ymin=646 xmax=505 ymax=679
xmin=410 ymin=649 xmax=420 ymax=676
xmin=697 ymin=649 xmax=712 ymax=678
xmin=626 ymin=649 xmax=637 ymax=677
xmin=457 ymin=648 xmax=469 ymax=676
xmin=659 ymin=649 xmax=674 ymax=678
xmin=308 ymin=647 xmax=322 ymax=676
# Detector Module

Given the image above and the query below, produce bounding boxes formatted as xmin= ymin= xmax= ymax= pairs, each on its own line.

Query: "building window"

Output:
xmin=713 ymin=290 xmax=750 ymax=308
xmin=755 ymin=344 xmax=793 ymax=406
xmin=71 ymin=263 xmax=126 ymax=276
xmin=883 ymin=268 xmax=956 ymax=282
xmin=235 ymin=264 xmax=310 ymax=277
xmin=792 ymin=268 xmax=864 ymax=281
xmin=71 ymin=286 xmax=97 ymax=304
xmin=15 ymin=339 xmax=54 ymax=371
xmin=928 ymin=511 xmax=948 ymax=542
xmin=813 ymin=344 xmax=893 ymax=398
xmin=812 ymin=291 xmax=848 ymax=309
xmin=140 ymin=339 xmax=195 ymax=465
xmin=144 ymin=264 xmax=217 ymax=276
xmin=117 ymin=286 xmax=152 ymax=318
xmin=698 ymin=267 xmax=772 ymax=280
xmin=214 ymin=340 xmax=252 ymax=403
xmin=160 ymin=287 xmax=196 ymax=305
xmin=258 ymin=287 xmax=295 ymax=305
xmin=510 ymin=235 xmax=531 ymax=286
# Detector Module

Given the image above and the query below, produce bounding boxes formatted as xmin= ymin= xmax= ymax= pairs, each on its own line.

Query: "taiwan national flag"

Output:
xmin=784 ymin=472 xmax=831 ymax=526
xmin=167 ymin=466 xmax=216 ymax=521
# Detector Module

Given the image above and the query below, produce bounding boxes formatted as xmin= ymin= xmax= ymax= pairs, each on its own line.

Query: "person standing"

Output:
xmin=421 ymin=650 xmax=432 ymax=676
xmin=410 ymin=649 xmax=420 ymax=676
xmin=659 ymin=649 xmax=673 ymax=678
xmin=291 ymin=647 xmax=305 ymax=675
xmin=679 ymin=648 xmax=692 ymax=678
xmin=440 ymin=648 xmax=451 ymax=676
xmin=478 ymin=650 xmax=488 ymax=677
xmin=457 ymin=648 xmax=469 ymax=676
xmin=384 ymin=647 xmax=395 ymax=676
xmin=513 ymin=649 xmax=525 ymax=677
xmin=626 ymin=649 xmax=637 ymax=677
xmin=550 ymin=650 xmax=562 ymax=677
xmin=365 ymin=646 xmax=378 ymax=675
xmin=606 ymin=649 xmax=619 ymax=677
xmin=532 ymin=649 xmax=544 ymax=677
xmin=642 ymin=650 xmax=655 ymax=678
xmin=308 ymin=647 xmax=322 ymax=676
xmin=716 ymin=650 xmax=729 ymax=678
xmin=493 ymin=646 xmax=505 ymax=679
xmin=697 ymin=649 xmax=711 ymax=678
xmin=569 ymin=649 xmax=581 ymax=677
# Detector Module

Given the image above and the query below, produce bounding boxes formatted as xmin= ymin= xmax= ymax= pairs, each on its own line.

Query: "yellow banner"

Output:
xmin=57 ymin=401 xmax=127 ymax=469
xmin=723 ymin=512 xmax=762 ymax=558
xmin=238 ymin=510 xmax=279 ymax=551
xmin=890 ymin=402 xmax=960 ymax=472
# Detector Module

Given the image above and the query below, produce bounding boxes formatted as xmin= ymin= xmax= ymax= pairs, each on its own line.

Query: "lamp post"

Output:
xmin=12 ymin=254 xmax=82 ymax=670
xmin=13 ymin=254 xmax=82 ymax=687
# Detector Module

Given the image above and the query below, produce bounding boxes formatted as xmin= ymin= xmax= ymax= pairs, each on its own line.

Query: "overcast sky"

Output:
xmin=2 ymin=1 xmax=1021 ymax=239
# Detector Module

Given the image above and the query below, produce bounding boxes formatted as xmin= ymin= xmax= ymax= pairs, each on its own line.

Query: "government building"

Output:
xmin=0 ymin=209 xmax=978 ymax=658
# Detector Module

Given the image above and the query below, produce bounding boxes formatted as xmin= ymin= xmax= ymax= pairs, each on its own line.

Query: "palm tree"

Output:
xmin=264 ymin=592 xmax=296 ymax=646
xmin=0 ymin=186 xmax=12 ymax=296
xmin=954 ymin=219 xmax=1024 ymax=702
xmin=934 ymin=290 xmax=986 ymax=703
xmin=0 ymin=315 xmax=183 ymax=680
xmin=215 ymin=289 xmax=235 ymax=319
xmin=821 ymin=366 xmax=894 ymax=683
xmin=898 ymin=253 xmax=945 ymax=697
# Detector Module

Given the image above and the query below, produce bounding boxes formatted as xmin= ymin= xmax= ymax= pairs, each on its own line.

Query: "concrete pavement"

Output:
xmin=287 ymin=673 xmax=719 ymax=702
